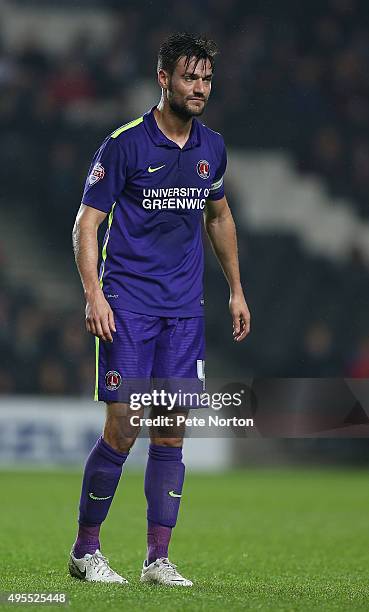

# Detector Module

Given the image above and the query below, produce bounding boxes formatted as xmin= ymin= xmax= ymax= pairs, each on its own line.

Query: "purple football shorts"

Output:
xmin=95 ymin=309 xmax=205 ymax=409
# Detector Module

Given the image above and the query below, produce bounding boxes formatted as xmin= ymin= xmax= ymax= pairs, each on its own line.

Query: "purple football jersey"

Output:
xmin=81 ymin=105 xmax=227 ymax=317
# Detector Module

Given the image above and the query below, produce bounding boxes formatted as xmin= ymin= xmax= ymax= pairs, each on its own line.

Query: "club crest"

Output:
xmin=105 ymin=370 xmax=122 ymax=391
xmin=197 ymin=160 xmax=210 ymax=179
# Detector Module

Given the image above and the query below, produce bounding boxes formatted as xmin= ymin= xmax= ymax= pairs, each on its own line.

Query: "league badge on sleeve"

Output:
xmin=196 ymin=160 xmax=210 ymax=179
xmin=88 ymin=162 xmax=105 ymax=186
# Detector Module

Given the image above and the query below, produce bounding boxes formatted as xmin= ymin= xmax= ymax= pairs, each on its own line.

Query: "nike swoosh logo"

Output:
xmin=148 ymin=164 xmax=166 ymax=173
xmin=89 ymin=493 xmax=112 ymax=501
xmin=69 ymin=557 xmax=86 ymax=580
xmin=168 ymin=490 xmax=182 ymax=498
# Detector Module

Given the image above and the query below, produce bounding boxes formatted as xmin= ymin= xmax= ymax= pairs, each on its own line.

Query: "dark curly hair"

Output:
xmin=157 ymin=32 xmax=218 ymax=76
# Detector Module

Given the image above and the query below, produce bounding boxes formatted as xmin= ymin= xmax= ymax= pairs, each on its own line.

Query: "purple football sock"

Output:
xmin=73 ymin=524 xmax=101 ymax=559
xmin=144 ymin=444 xmax=185 ymax=563
xmin=73 ymin=435 xmax=128 ymax=558
xmin=147 ymin=521 xmax=172 ymax=564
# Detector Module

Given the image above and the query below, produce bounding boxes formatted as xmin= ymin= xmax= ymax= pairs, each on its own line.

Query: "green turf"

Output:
xmin=1 ymin=467 xmax=369 ymax=611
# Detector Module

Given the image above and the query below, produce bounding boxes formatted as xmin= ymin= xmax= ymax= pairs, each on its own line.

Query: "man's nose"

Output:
xmin=194 ymin=79 xmax=205 ymax=94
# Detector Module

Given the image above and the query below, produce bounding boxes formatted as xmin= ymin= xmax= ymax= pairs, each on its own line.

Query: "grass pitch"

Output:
xmin=1 ymin=467 xmax=369 ymax=611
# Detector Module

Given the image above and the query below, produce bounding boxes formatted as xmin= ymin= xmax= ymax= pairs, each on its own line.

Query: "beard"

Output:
xmin=168 ymin=92 xmax=207 ymax=120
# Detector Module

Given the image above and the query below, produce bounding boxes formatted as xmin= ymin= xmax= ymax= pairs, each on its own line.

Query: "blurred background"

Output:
xmin=1 ymin=0 xmax=369 ymax=467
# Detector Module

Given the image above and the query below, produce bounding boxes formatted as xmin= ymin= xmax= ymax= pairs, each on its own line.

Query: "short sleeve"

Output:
xmin=209 ymin=136 xmax=227 ymax=201
xmin=81 ymin=136 xmax=127 ymax=213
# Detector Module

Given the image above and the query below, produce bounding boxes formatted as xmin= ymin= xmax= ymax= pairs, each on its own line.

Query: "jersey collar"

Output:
xmin=143 ymin=105 xmax=200 ymax=150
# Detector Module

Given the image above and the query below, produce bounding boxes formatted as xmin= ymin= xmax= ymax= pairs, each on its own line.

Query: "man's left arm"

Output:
xmin=204 ymin=196 xmax=251 ymax=342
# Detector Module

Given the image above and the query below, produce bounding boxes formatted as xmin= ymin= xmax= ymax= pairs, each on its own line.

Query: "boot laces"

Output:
xmin=90 ymin=551 xmax=114 ymax=576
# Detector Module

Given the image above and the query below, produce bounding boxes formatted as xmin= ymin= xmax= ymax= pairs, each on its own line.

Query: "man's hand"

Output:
xmin=85 ymin=288 xmax=116 ymax=342
xmin=229 ymin=292 xmax=251 ymax=342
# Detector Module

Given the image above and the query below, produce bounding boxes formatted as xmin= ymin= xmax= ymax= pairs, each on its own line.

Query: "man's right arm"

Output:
xmin=72 ymin=203 xmax=116 ymax=342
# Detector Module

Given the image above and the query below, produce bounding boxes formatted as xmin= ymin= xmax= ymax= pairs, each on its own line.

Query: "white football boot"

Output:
xmin=140 ymin=557 xmax=193 ymax=586
xmin=68 ymin=548 xmax=128 ymax=584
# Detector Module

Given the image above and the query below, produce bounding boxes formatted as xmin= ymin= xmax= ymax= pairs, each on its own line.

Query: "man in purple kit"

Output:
xmin=69 ymin=32 xmax=250 ymax=586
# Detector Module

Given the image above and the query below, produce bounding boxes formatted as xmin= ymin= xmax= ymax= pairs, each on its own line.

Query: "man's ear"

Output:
xmin=157 ymin=69 xmax=170 ymax=91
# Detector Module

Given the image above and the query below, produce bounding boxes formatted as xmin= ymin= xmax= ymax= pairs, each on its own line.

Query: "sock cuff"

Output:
xmin=97 ymin=436 xmax=129 ymax=465
xmin=148 ymin=444 xmax=182 ymax=462
xmin=148 ymin=520 xmax=172 ymax=534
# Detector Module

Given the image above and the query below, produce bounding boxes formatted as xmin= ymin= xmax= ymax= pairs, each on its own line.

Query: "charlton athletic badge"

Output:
xmin=105 ymin=370 xmax=122 ymax=391
xmin=197 ymin=159 xmax=210 ymax=179
xmin=88 ymin=162 xmax=105 ymax=186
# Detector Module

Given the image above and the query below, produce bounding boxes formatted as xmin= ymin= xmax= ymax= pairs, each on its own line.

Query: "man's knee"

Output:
xmin=103 ymin=431 xmax=137 ymax=453
xmin=148 ymin=407 xmax=187 ymax=444
xmin=103 ymin=402 xmax=143 ymax=453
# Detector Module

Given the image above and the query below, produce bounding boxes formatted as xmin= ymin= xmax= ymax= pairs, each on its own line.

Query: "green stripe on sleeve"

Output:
xmin=99 ymin=202 xmax=116 ymax=289
xmin=111 ymin=116 xmax=143 ymax=138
